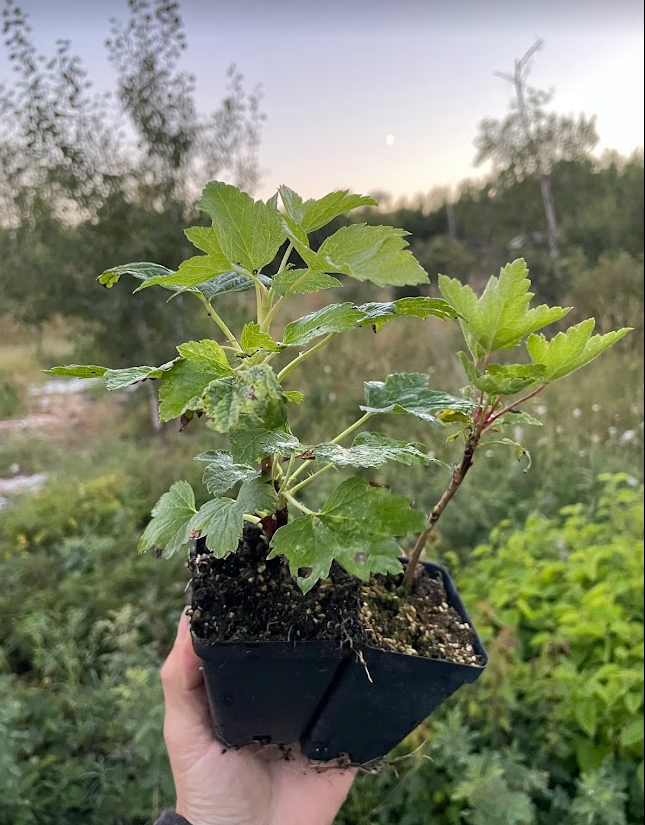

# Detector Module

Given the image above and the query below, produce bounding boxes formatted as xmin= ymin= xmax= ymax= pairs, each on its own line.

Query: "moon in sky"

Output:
xmin=385 ymin=134 xmax=395 ymax=146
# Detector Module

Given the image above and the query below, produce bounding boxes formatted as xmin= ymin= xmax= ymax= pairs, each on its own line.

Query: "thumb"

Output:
xmin=161 ymin=607 xmax=212 ymax=745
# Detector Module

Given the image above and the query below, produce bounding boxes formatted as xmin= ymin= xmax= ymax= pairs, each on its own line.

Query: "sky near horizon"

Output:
xmin=1 ymin=0 xmax=643 ymax=202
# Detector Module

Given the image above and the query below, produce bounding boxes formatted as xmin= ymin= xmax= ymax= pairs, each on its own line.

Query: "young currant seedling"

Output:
xmin=47 ymin=181 xmax=631 ymax=596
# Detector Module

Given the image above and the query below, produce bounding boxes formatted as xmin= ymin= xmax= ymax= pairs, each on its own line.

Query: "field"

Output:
xmin=0 ymin=308 xmax=643 ymax=825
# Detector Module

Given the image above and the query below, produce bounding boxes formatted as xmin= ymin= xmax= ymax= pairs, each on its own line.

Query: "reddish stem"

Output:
xmin=485 ymin=384 xmax=547 ymax=429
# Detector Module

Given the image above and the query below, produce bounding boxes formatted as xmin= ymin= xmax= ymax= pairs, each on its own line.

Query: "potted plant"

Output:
xmin=48 ymin=181 xmax=630 ymax=765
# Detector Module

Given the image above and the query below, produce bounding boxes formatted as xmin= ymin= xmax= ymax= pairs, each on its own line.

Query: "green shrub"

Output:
xmin=337 ymin=474 xmax=644 ymax=825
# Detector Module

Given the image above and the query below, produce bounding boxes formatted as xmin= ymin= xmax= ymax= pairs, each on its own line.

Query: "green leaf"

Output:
xmin=202 ymin=364 xmax=288 ymax=433
xmin=271 ymin=268 xmax=342 ymax=296
xmin=288 ymin=223 xmax=429 ymax=288
xmin=270 ymin=477 xmax=425 ymax=592
xmin=458 ymin=352 xmax=547 ymax=395
xmin=188 ymin=478 xmax=277 ymax=557
xmin=283 ymin=390 xmax=304 ymax=404
xmin=439 ymin=258 xmax=570 ymax=357
xmin=620 ymin=720 xmax=644 ymax=748
xmin=104 ymin=363 xmax=176 ymax=391
xmin=355 ymin=297 xmax=459 ymax=331
xmin=158 ymin=359 xmax=230 ymax=422
xmin=229 ymin=426 xmax=300 ymax=464
xmin=282 ymin=303 xmax=366 ymax=347
xmin=138 ymin=481 xmax=196 ymax=558
xmin=527 ymin=319 xmax=632 ymax=383
xmin=198 ymin=271 xmax=268 ymax=300
xmin=98 ymin=262 xmax=174 ymax=289
xmin=393 ymin=296 xmax=459 ymax=322
xmin=43 ymin=364 xmax=107 ymax=379
xmin=200 ymin=451 xmax=259 ymax=496
xmin=311 ymin=432 xmax=441 ymax=469
xmin=240 ymin=322 xmax=283 ymax=355
xmin=497 ymin=410 xmax=543 ymax=428
xmin=279 ymin=186 xmax=377 ymax=233
xmin=574 ymin=701 xmax=598 ymax=737
xmin=176 ymin=340 xmax=233 ymax=372
xmin=184 ymin=225 xmax=227 ymax=257
xmin=361 ymin=373 xmax=473 ymax=426
xmin=199 ymin=181 xmax=285 ymax=272
xmin=135 ymin=254 xmax=232 ymax=292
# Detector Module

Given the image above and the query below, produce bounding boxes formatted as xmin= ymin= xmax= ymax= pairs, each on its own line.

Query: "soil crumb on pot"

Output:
xmin=188 ymin=526 xmax=484 ymax=667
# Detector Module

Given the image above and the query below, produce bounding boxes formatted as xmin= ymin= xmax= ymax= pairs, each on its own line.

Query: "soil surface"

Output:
xmin=188 ymin=526 xmax=483 ymax=667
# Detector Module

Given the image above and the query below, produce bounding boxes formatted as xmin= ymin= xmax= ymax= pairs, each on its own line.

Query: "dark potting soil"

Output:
xmin=188 ymin=526 xmax=483 ymax=667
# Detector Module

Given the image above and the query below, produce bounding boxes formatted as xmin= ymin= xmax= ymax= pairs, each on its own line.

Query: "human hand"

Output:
xmin=161 ymin=609 xmax=355 ymax=825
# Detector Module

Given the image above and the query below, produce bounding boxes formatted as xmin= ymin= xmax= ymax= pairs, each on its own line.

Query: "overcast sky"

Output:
xmin=2 ymin=0 xmax=643 ymax=201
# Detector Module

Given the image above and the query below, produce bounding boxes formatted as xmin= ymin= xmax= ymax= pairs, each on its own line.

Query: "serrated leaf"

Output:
xmin=497 ymin=410 xmax=543 ymax=427
xmin=355 ymin=302 xmax=398 ymax=327
xmin=270 ymin=477 xmax=425 ymax=592
xmin=283 ymin=390 xmax=304 ymax=404
xmin=135 ymin=254 xmax=233 ymax=292
xmin=527 ymin=319 xmax=632 ymax=383
xmin=287 ymin=223 xmax=429 ymax=288
xmin=240 ymin=322 xmax=283 ymax=354
xmin=176 ymin=339 xmax=233 ymax=372
xmin=202 ymin=364 xmax=288 ymax=433
xmin=439 ymin=258 xmax=570 ymax=357
xmin=104 ymin=362 xmax=176 ymax=390
xmin=188 ymin=478 xmax=277 ymax=557
xmin=356 ymin=297 xmax=458 ymax=331
xmin=184 ymin=225 xmax=227 ymax=257
xmin=158 ymin=359 xmax=229 ymax=422
xmin=199 ymin=181 xmax=285 ymax=272
xmin=361 ymin=373 xmax=473 ymax=426
xmin=280 ymin=186 xmax=377 ymax=233
xmin=43 ymin=364 xmax=107 ymax=379
xmin=98 ymin=262 xmax=174 ymax=289
xmin=271 ymin=268 xmax=342 ymax=296
xmin=282 ymin=303 xmax=366 ymax=347
xmin=198 ymin=271 xmax=262 ymax=300
xmin=393 ymin=296 xmax=459 ymax=322
xmin=458 ymin=352 xmax=547 ymax=395
xmin=138 ymin=480 xmax=196 ymax=558
xmin=200 ymin=451 xmax=259 ymax=496
xmin=229 ymin=426 xmax=300 ymax=464
xmin=311 ymin=432 xmax=441 ymax=469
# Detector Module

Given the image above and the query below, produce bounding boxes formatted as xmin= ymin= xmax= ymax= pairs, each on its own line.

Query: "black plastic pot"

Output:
xmin=192 ymin=562 xmax=488 ymax=764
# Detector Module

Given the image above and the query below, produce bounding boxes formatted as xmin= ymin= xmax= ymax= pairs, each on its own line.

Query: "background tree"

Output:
xmin=474 ymin=39 xmax=599 ymax=258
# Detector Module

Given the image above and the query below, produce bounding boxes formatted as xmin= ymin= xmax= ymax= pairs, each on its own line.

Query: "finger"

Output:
xmin=161 ymin=608 xmax=211 ymax=737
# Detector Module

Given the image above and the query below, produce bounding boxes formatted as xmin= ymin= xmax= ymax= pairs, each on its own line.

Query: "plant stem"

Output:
xmin=288 ymin=410 xmax=374 ymax=487
xmin=283 ymin=490 xmax=317 ymax=516
xmin=402 ymin=427 xmax=481 ymax=591
xmin=277 ymin=242 xmax=294 ymax=274
xmin=243 ymin=514 xmax=262 ymax=525
xmin=277 ymin=333 xmax=334 ymax=381
xmin=288 ymin=462 xmax=333 ymax=495
xmin=195 ymin=293 xmax=240 ymax=349
xmin=485 ymin=384 xmax=547 ymax=428
xmin=262 ymin=266 xmax=312 ymax=332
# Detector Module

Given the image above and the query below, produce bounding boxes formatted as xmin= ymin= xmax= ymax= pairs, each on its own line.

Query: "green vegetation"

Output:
xmin=0 ymin=3 xmax=642 ymax=822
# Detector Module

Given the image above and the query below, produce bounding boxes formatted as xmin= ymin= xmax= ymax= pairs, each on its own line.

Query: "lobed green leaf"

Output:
xmin=282 ymin=303 xmax=366 ymax=347
xmin=439 ymin=258 xmax=570 ymax=357
xmin=138 ymin=480 xmax=196 ymax=558
xmin=198 ymin=451 xmax=259 ymax=496
xmin=270 ymin=268 xmax=342 ymax=296
xmin=200 ymin=181 xmax=285 ymax=272
xmin=527 ymin=319 xmax=632 ymax=383
xmin=311 ymin=432 xmax=442 ymax=469
xmin=361 ymin=373 xmax=473 ymax=426
xmin=279 ymin=186 xmax=377 ymax=233
xmin=202 ymin=365 xmax=288 ymax=433
xmin=270 ymin=477 xmax=425 ymax=592
xmin=240 ymin=322 xmax=283 ymax=355
xmin=188 ymin=478 xmax=277 ymax=558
